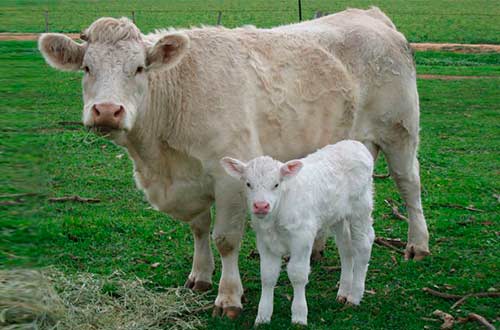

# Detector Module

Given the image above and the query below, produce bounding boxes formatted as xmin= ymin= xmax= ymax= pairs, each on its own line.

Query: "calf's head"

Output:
xmin=220 ymin=156 xmax=303 ymax=219
xmin=38 ymin=17 xmax=189 ymax=133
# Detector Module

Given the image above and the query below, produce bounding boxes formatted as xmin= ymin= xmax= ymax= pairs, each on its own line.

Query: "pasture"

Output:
xmin=1 ymin=2 xmax=499 ymax=329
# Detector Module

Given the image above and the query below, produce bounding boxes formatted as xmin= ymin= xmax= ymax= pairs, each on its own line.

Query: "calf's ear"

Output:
xmin=220 ymin=157 xmax=246 ymax=180
xmin=147 ymin=32 xmax=190 ymax=70
xmin=38 ymin=33 xmax=85 ymax=71
xmin=280 ymin=160 xmax=303 ymax=179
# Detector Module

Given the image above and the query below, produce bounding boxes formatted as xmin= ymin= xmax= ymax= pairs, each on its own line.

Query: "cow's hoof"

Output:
xmin=193 ymin=281 xmax=212 ymax=292
xmin=212 ymin=306 xmax=242 ymax=319
xmin=184 ymin=279 xmax=212 ymax=292
xmin=336 ymin=295 xmax=347 ymax=304
xmin=310 ymin=250 xmax=324 ymax=262
xmin=223 ymin=306 xmax=242 ymax=320
xmin=404 ymin=244 xmax=430 ymax=261
xmin=184 ymin=278 xmax=195 ymax=289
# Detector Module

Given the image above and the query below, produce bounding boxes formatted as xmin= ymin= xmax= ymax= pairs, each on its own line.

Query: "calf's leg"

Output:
xmin=348 ymin=219 xmax=374 ymax=305
xmin=185 ymin=209 xmax=214 ymax=291
xmin=287 ymin=235 xmax=313 ymax=325
xmin=255 ymin=239 xmax=281 ymax=325
xmin=332 ymin=220 xmax=353 ymax=302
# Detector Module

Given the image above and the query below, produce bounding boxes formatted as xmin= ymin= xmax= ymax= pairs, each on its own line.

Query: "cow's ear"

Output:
xmin=39 ymin=33 xmax=85 ymax=71
xmin=280 ymin=160 xmax=303 ymax=180
xmin=147 ymin=32 xmax=189 ymax=70
xmin=220 ymin=157 xmax=246 ymax=180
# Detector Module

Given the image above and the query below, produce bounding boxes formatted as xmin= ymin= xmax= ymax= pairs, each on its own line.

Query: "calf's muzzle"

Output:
xmin=92 ymin=103 xmax=124 ymax=129
xmin=253 ymin=201 xmax=270 ymax=215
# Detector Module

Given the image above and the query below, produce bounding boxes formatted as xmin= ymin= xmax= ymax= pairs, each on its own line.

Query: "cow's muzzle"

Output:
xmin=91 ymin=103 xmax=124 ymax=130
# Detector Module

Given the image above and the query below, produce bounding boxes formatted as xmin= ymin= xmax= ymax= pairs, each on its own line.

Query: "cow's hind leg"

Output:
xmin=311 ymin=232 xmax=327 ymax=262
xmin=382 ymin=139 xmax=430 ymax=260
xmin=185 ymin=209 xmax=214 ymax=291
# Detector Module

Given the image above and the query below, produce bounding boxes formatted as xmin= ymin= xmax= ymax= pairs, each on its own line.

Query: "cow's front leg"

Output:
xmin=185 ymin=209 xmax=214 ymax=291
xmin=212 ymin=180 xmax=246 ymax=319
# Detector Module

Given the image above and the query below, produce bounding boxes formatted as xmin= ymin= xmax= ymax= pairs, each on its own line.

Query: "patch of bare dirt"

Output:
xmin=0 ymin=33 xmax=80 ymax=41
xmin=411 ymin=42 xmax=500 ymax=54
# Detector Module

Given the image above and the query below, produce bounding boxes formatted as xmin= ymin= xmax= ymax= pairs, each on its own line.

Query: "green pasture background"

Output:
xmin=1 ymin=1 xmax=499 ymax=329
xmin=1 ymin=0 xmax=500 ymax=44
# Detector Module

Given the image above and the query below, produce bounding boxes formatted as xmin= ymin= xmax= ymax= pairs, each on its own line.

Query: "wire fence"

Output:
xmin=4 ymin=8 xmax=500 ymax=34
xmin=1 ymin=4 xmax=499 ymax=44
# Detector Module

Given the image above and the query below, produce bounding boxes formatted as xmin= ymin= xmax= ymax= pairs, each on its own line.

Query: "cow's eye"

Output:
xmin=83 ymin=66 xmax=90 ymax=74
xmin=273 ymin=183 xmax=279 ymax=189
xmin=246 ymin=182 xmax=252 ymax=189
xmin=136 ymin=66 xmax=144 ymax=74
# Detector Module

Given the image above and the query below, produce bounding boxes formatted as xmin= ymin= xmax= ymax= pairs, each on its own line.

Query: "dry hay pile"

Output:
xmin=0 ymin=268 xmax=211 ymax=330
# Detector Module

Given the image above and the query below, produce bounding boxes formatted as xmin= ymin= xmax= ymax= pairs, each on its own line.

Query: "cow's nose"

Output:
xmin=253 ymin=201 xmax=270 ymax=214
xmin=92 ymin=103 xmax=124 ymax=129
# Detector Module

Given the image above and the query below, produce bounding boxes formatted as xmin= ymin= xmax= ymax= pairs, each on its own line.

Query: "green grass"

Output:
xmin=1 ymin=0 xmax=500 ymax=44
xmin=1 ymin=41 xmax=499 ymax=329
xmin=415 ymin=51 xmax=500 ymax=76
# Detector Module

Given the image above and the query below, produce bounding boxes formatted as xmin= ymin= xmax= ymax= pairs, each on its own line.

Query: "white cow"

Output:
xmin=221 ymin=140 xmax=375 ymax=325
xmin=39 ymin=7 xmax=429 ymax=318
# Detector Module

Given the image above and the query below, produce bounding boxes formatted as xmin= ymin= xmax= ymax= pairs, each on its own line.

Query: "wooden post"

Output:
xmin=216 ymin=11 xmax=222 ymax=25
xmin=44 ymin=10 xmax=49 ymax=32
xmin=298 ymin=0 xmax=302 ymax=21
xmin=131 ymin=11 xmax=135 ymax=24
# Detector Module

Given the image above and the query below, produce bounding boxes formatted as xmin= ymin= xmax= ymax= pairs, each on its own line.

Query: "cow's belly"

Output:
xmin=134 ymin=171 xmax=213 ymax=221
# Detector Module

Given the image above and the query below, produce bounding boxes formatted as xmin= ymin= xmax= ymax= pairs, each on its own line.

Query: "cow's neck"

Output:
xmin=117 ymin=67 xmax=200 ymax=181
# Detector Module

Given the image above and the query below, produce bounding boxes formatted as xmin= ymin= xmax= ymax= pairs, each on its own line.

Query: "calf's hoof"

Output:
xmin=336 ymin=295 xmax=347 ymax=304
xmin=184 ymin=279 xmax=212 ymax=292
xmin=254 ymin=316 xmax=271 ymax=326
xmin=346 ymin=296 xmax=361 ymax=306
xmin=291 ymin=320 xmax=308 ymax=327
xmin=404 ymin=244 xmax=430 ymax=261
xmin=212 ymin=305 xmax=242 ymax=320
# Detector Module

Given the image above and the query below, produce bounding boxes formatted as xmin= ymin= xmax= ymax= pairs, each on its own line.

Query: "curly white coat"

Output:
xmin=221 ymin=140 xmax=375 ymax=325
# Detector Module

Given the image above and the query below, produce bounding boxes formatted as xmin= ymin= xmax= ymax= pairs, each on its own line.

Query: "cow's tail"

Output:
xmin=365 ymin=7 xmax=396 ymax=30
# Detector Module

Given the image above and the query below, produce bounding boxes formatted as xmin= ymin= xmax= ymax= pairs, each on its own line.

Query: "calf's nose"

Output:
xmin=253 ymin=201 xmax=270 ymax=214
xmin=92 ymin=103 xmax=124 ymax=129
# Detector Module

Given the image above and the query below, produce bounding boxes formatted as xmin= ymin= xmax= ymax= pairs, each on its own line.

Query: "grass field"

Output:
xmin=1 ymin=37 xmax=499 ymax=329
xmin=1 ymin=0 xmax=500 ymax=44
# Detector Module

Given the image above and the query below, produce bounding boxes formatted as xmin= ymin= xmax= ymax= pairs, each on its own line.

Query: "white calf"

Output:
xmin=221 ymin=140 xmax=375 ymax=325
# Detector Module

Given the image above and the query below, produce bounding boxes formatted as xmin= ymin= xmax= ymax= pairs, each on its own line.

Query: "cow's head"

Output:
xmin=220 ymin=156 xmax=304 ymax=219
xmin=39 ymin=17 xmax=189 ymax=134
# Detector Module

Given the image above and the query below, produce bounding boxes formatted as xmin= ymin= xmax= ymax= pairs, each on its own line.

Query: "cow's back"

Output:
xmin=273 ymin=8 xmax=415 ymax=93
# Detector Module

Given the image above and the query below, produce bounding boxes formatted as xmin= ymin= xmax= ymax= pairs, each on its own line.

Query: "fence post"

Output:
xmin=131 ymin=11 xmax=135 ymax=24
xmin=44 ymin=10 xmax=49 ymax=32
xmin=216 ymin=11 xmax=222 ymax=25
xmin=298 ymin=0 xmax=302 ymax=21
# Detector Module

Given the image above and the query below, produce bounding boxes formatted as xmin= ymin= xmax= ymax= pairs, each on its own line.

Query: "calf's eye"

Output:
xmin=274 ymin=183 xmax=279 ymax=189
xmin=83 ymin=66 xmax=90 ymax=74
xmin=246 ymin=182 xmax=252 ymax=189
